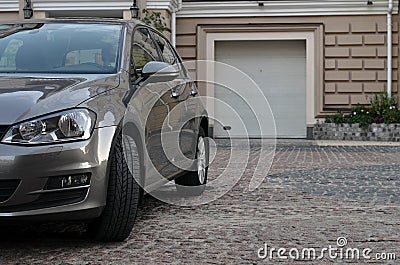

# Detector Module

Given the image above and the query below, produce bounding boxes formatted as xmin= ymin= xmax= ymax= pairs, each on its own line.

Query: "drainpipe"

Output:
xmin=171 ymin=11 xmax=176 ymax=47
xmin=171 ymin=0 xmax=182 ymax=47
xmin=387 ymin=0 xmax=393 ymax=98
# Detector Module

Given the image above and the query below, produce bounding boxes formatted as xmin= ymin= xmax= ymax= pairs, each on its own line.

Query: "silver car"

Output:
xmin=0 ymin=18 xmax=209 ymax=241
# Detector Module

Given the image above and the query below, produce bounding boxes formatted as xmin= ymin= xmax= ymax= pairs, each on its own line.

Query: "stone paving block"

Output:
xmin=325 ymin=47 xmax=350 ymax=58
xmin=364 ymin=34 xmax=385 ymax=45
xmin=324 ymin=94 xmax=349 ymax=104
xmin=325 ymin=59 xmax=336 ymax=69
xmin=337 ymin=83 xmax=363 ymax=92
xmin=363 ymin=82 xmax=385 ymax=93
xmin=377 ymin=46 xmax=399 ymax=57
xmin=364 ymin=59 xmax=385 ymax=69
xmin=351 ymin=21 xmax=377 ymax=33
xmin=325 ymin=22 xmax=350 ymax=33
xmin=351 ymin=71 xmax=376 ymax=81
xmin=0 ymin=141 xmax=400 ymax=264
xmin=351 ymin=94 xmax=370 ymax=104
xmin=324 ymin=83 xmax=336 ymax=93
xmin=337 ymin=35 xmax=363 ymax=46
xmin=324 ymin=35 xmax=336 ymax=46
xmin=393 ymin=33 xmax=399 ymax=44
xmin=378 ymin=70 xmax=398 ymax=81
xmin=378 ymin=21 xmax=398 ymax=32
xmin=325 ymin=71 xmax=350 ymax=81
xmin=337 ymin=59 xmax=362 ymax=69
xmin=351 ymin=47 xmax=377 ymax=57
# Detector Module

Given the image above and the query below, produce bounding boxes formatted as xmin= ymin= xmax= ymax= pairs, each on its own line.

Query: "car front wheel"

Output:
xmin=86 ymin=133 xmax=141 ymax=242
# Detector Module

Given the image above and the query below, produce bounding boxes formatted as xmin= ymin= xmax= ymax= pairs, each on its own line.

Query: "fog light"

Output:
xmin=45 ymin=173 xmax=91 ymax=190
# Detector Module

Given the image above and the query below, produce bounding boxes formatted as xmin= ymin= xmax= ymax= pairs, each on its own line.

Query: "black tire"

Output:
xmin=86 ymin=133 xmax=141 ymax=242
xmin=175 ymin=127 xmax=208 ymax=196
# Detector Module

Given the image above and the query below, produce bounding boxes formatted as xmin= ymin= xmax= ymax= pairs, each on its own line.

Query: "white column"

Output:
xmin=171 ymin=10 xmax=176 ymax=47
xmin=387 ymin=0 xmax=393 ymax=98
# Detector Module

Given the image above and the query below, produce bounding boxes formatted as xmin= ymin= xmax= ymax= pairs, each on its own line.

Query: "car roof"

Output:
xmin=0 ymin=17 xmax=144 ymax=26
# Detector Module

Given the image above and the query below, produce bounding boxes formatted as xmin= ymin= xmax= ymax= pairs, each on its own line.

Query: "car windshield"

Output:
xmin=0 ymin=23 xmax=122 ymax=74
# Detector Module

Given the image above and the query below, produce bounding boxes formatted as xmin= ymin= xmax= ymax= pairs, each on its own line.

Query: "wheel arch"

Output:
xmin=105 ymin=120 xmax=146 ymax=199
xmin=200 ymin=115 xmax=209 ymax=137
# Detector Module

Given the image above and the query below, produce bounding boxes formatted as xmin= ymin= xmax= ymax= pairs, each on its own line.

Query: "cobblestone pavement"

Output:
xmin=1 ymin=140 xmax=400 ymax=264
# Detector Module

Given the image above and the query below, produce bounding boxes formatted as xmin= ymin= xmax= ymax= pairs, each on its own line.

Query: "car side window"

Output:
xmin=131 ymin=28 xmax=159 ymax=71
xmin=151 ymin=31 xmax=191 ymax=80
xmin=151 ymin=32 xmax=178 ymax=65
xmin=131 ymin=44 xmax=154 ymax=70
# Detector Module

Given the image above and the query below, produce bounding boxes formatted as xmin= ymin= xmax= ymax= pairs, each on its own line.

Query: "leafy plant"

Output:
xmin=140 ymin=9 xmax=168 ymax=33
xmin=325 ymin=93 xmax=400 ymax=125
xmin=349 ymin=104 xmax=371 ymax=127
xmin=325 ymin=111 xmax=349 ymax=124
xmin=369 ymin=93 xmax=400 ymax=124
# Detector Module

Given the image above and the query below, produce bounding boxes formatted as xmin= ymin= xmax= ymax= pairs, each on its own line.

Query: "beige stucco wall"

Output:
xmin=176 ymin=15 xmax=400 ymax=113
xmin=0 ymin=12 xmax=20 ymax=20
xmin=1 ymin=7 xmax=397 ymax=114
xmin=0 ymin=0 xmax=172 ymax=38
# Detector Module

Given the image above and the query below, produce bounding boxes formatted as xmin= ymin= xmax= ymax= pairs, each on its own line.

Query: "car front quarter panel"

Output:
xmin=78 ymin=84 xmax=129 ymax=128
xmin=0 ymin=126 xmax=117 ymax=218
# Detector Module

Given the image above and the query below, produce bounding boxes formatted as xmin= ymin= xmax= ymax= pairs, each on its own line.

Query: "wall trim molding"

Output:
xmin=146 ymin=0 xmax=180 ymax=12
xmin=178 ymin=0 xmax=399 ymax=18
xmin=33 ymin=1 xmax=132 ymax=11
xmin=0 ymin=0 xmax=19 ymax=12
xmin=5 ymin=0 xmax=180 ymax=13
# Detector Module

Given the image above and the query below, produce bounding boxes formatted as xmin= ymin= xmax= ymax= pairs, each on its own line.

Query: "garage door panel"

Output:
xmin=214 ymin=83 xmax=275 ymax=137
xmin=215 ymin=40 xmax=306 ymax=138
xmin=217 ymin=41 xmax=306 ymax=58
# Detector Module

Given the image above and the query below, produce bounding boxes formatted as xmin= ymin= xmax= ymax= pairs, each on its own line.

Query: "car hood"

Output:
xmin=0 ymin=74 xmax=120 ymax=125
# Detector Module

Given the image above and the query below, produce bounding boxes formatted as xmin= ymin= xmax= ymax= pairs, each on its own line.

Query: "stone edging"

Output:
xmin=314 ymin=123 xmax=400 ymax=142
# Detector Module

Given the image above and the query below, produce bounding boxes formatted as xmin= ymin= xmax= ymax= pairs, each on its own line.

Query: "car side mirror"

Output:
xmin=141 ymin=61 xmax=179 ymax=83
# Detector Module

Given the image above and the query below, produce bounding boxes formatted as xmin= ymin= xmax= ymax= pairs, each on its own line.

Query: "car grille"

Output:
xmin=0 ymin=188 xmax=88 ymax=213
xmin=0 ymin=125 xmax=8 ymax=140
xmin=0 ymin=180 xmax=21 ymax=203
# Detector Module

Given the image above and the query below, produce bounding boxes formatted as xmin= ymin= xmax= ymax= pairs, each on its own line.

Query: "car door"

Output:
xmin=150 ymin=31 xmax=198 ymax=170
xmin=130 ymin=27 xmax=173 ymax=186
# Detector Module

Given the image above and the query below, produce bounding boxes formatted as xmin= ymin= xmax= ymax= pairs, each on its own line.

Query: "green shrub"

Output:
xmin=369 ymin=93 xmax=400 ymax=124
xmin=325 ymin=111 xmax=349 ymax=124
xmin=325 ymin=93 xmax=400 ymax=125
xmin=140 ymin=9 xmax=168 ymax=33
xmin=349 ymin=105 xmax=371 ymax=127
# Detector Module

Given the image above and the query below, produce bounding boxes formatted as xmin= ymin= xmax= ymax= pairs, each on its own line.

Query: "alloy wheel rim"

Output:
xmin=197 ymin=136 xmax=206 ymax=184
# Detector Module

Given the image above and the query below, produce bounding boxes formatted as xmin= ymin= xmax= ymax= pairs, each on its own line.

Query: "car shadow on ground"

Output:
xmin=0 ymin=195 xmax=166 ymax=246
xmin=0 ymin=218 xmax=110 ymax=250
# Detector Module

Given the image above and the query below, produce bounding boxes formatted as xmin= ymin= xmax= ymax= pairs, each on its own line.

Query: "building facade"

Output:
xmin=0 ymin=0 xmax=399 ymax=138
xmin=176 ymin=1 xmax=400 ymax=138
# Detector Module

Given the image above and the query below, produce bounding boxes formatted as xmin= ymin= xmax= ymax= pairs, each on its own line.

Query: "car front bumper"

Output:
xmin=0 ymin=126 xmax=117 ymax=220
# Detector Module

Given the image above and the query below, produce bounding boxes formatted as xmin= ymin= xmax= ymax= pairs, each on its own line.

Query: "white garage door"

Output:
xmin=214 ymin=40 xmax=306 ymax=138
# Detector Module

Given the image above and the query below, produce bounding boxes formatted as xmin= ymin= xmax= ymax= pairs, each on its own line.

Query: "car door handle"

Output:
xmin=189 ymin=81 xmax=198 ymax=96
xmin=171 ymin=90 xmax=180 ymax=99
xmin=190 ymin=89 xmax=198 ymax=96
xmin=170 ymin=82 xmax=185 ymax=99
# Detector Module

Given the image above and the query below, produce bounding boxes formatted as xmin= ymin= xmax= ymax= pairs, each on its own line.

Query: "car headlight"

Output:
xmin=2 ymin=109 xmax=96 ymax=145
